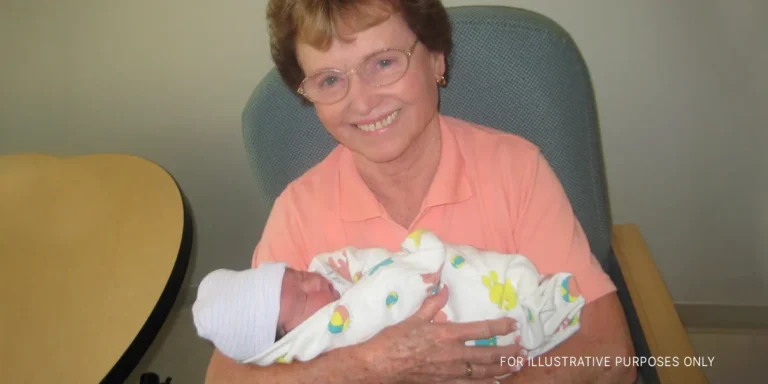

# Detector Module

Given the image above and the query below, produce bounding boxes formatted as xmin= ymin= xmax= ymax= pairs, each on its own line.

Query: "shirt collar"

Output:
xmin=339 ymin=114 xmax=473 ymax=222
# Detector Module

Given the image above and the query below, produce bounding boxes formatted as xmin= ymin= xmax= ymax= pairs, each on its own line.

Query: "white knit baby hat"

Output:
xmin=192 ymin=263 xmax=287 ymax=362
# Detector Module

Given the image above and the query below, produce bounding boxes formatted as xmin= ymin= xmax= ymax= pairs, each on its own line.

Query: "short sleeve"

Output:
xmin=251 ymin=191 xmax=309 ymax=270
xmin=513 ymin=152 xmax=616 ymax=303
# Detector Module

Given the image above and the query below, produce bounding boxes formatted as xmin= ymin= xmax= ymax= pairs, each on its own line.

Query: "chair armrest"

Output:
xmin=612 ymin=224 xmax=708 ymax=384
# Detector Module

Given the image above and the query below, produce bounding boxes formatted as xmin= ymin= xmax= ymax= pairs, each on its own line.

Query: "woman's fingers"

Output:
xmin=466 ymin=362 xmax=520 ymax=379
xmin=441 ymin=378 xmax=502 ymax=384
xmin=415 ymin=343 xmax=524 ymax=380
xmin=430 ymin=360 xmax=514 ymax=380
xmin=459 ymin=344 xmax=524 ymax=366
xmin=418 ymin=374 xmax=501 ymax=384
xmin=369 ymin=302 xmax=527 ymax=383
xmin=412 ymin=285 xmax=450 ymax=322
xmin=440 ymin=317 xmax=517 ymax=342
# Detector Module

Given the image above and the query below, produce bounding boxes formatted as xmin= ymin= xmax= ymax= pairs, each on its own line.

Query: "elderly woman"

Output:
xmin=206 ymin=0 xmax=636 ymax=383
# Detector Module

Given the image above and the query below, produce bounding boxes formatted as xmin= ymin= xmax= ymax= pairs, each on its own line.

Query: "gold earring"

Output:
xmin=437 ymin=76 xmax=447 ymax=87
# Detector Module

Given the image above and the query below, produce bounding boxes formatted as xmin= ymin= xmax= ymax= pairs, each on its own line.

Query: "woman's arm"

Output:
xmin=501 ymin=295 xmax=636 ymax=384
xmin=205 ymin=345 xmax=373 ymax=384
xmin=205 ymin=288 xmax=526 ymax=384
xmin=506 ymin=151 xmax=635 ymax=382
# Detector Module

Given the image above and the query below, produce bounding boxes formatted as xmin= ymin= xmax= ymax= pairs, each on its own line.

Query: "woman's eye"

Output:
xmin=320 ymin=76 xmax=339 ymax=87
xmin=378 ymin=59 xmax=392 ymax=68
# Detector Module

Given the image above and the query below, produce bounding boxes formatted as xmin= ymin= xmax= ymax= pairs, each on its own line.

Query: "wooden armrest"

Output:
xmin=612 ymin=224 xmax=708 ymax=384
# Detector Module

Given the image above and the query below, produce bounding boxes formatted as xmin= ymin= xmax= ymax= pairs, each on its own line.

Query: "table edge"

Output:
xmin=100 ymin=179 xmax=193 ymax=384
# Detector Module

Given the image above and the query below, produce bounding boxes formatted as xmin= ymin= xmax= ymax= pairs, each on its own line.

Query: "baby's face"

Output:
xmin=278 ymin=269 xmax=340 ymax=334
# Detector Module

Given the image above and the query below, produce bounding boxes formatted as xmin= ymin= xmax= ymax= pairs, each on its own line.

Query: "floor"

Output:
xmin=127 ymin=301 xmax=767 ymax=384
xmin=686 ymin=327 xmax=766 ymax=384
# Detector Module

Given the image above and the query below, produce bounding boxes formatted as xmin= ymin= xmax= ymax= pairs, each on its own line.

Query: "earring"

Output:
xmin=437 ymin=76 xmax=447 ymax=87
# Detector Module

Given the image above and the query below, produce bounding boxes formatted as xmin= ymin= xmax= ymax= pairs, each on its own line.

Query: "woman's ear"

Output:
xmin=430 ymin=51 xmax=446 ymax=80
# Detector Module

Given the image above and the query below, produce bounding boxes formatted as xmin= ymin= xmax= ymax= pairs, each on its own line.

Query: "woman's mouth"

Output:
xmin=354 ymin=109 xmax=400 ymax=133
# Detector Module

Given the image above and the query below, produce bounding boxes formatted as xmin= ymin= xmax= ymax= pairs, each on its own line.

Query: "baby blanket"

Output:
xmin=243 ymin=230 xmax=585 ymax=365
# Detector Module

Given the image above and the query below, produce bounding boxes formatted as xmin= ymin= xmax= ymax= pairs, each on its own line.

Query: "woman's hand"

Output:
xmin=357 ymin=286 xmax=526 ymax=384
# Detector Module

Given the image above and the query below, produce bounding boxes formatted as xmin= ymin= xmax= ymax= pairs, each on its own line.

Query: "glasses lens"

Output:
xmin=361 ymin=50 xmax=409 ymax=87
xmin=303 ymin=70 xmax=348 ymax=103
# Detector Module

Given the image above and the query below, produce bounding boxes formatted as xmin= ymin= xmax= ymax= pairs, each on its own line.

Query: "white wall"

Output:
xmin=0 ymin=0 xmax=273 ymax=289
xmin=462 ymin=0 xmax=768 ymax=305
xmin=2 ymin=0 xmax=766 ymax=305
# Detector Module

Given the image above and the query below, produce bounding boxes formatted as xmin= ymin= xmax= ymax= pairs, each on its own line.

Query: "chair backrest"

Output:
xmin=242 ymin=5 xmax=613 ymax=265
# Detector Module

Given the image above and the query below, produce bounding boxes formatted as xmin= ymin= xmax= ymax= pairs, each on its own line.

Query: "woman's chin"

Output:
xmin=356 ymin=144 xmax=411 ymax=164
xmin=339 ymin=131 xmax=411 ymax=164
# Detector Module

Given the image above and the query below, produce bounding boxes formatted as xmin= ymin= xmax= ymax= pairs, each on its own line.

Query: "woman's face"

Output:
xmin=295 ymin=13 xmax=446 ymax=164
xmin=278 ymin=269 xmax=340 ymax=334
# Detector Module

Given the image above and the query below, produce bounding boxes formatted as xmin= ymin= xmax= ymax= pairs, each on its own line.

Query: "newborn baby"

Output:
xmin=193 ymin=230 xmax=585 ymax=366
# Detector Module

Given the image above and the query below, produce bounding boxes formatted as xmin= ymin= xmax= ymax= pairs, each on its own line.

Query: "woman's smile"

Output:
xmin=353 ymin=109 xmax=401 ymax=134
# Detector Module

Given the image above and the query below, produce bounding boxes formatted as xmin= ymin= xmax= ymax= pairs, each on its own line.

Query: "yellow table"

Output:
xmin=0 ymin=153 xmax=191 ymax=384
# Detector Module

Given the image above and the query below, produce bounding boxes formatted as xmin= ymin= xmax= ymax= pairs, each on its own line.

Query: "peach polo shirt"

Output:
xmin=253 ymin=115 xmax=615 ymax=303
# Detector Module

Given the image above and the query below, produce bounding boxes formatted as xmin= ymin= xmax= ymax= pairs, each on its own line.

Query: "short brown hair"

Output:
xmin=267 ymin=0 xmax=452 ymax=96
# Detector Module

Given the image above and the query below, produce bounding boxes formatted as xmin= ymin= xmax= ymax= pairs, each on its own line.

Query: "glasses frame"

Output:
xmin=297 ymin=39 xmax=419 ymax=104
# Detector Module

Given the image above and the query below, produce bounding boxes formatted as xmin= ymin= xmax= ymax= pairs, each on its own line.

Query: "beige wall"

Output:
xmin=2 ymin=0 xmax=766 ymax=305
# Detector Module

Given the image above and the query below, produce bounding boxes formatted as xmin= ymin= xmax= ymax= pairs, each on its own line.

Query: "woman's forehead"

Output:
xmin=297 ymin=15 xmax=413 ymax=72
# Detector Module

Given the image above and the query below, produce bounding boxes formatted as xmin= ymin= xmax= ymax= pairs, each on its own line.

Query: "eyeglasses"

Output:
xmin=297 ymin=39 xmax=419 ymax=104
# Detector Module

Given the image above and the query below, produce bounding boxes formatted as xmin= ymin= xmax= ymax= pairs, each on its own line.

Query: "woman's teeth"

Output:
xmin=355 ymin=110 xmax=399 ymax=132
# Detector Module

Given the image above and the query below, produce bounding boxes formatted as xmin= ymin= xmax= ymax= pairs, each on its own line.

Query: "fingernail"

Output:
xmin=518 ymin=350 xmax=528 ymax=369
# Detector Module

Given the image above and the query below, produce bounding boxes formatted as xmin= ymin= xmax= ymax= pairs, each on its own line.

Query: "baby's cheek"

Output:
xmin=304 ymin=294 xmax=335 ymax=320
xmin=283 ymin=304 xmax=304 ymax=332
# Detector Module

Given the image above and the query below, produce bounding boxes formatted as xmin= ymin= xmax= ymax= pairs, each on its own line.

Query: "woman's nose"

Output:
xmin=346 ymin=76 xmax=381 ymax=115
